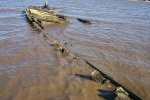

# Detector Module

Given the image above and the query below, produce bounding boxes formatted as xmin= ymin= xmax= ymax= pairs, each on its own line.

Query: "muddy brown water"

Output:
xmin=0 ymin=0 xmax=150 ymax=100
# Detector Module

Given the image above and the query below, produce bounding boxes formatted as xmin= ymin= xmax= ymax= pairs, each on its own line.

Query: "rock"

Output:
xmin=91 ymin=70 xmax=106 ymax=83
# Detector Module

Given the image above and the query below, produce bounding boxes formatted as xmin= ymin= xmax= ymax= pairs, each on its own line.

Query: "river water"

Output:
xmin=0 ymin=0 xmax=150 ymax=100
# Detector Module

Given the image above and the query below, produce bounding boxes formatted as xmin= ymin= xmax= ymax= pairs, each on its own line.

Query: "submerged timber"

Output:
xmin=81 ymin=57 xmax=142 ymax=100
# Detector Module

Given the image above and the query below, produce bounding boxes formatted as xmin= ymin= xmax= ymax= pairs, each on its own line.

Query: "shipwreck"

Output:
xmin=25 ymin=1 xmax=69 ymax=31
xmin=24 ymin=1 xmax=142 ymax=100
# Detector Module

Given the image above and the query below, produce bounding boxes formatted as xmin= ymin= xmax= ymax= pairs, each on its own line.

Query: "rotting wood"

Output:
xmin=28 ymin=9 xmax=67 ymax=23
xmin=51 ymin=40 xmax=69 ymax=56
xmin=25 ymin=1 xmax=93 ymax=31
xmin=24 ymin=2 xmax=141 ymax=99
xmin=32 ymin=22 xmax=42 ymax=31
xmin=76 ymin=18 xmax=91 ymax=24
xmin=91 ymin=70 xmax=106 ymax=84
xmin=115 ymin=87 xmax=131 ymax=100
xmin=60 ymin=47 xmax=69 ymax=56
xmin=43 ymin=33 xmax=50 ymax=39
xmin=52 ymin=40 xmax=60 ymax=48
xmin=79 ymin=57 xmax=142 ymax=100
xmin=25 ymin=1 xmax=69 ymax=31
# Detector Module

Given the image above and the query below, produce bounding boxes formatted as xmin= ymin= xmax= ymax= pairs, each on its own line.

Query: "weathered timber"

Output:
xmin=52 ymin=40 xmax=60 ymax=48
xmin=43 ymin=33 xmax=50 ymax=38
xmin=33 ymin=18 xmax=44 ymax=29
xmin=41 ymin=21 xmax=54 ymax=26
xmin=115 ymin=87 xmax=131 ymax=100
xmin=56 ymin=14 xmax=67 ymax=20
xmin=32 ymin=22 xmax=42 ymax=31
xmin=76 ymin=18 xmax=91 ymax=24
xmin=51 ymin=40 xmax=69 ymax=56
xmin=28 ymin=9 xmax=66 ymax=23
xmin=60 ymin=47 xmax=69 ymax=56
xmin=25 ymin=9 xmax=33 ymax=21
xmin=91 ymin=70 xmax=106 ymax=83
xmin=80 ymin=57 xmax=142 ymax=100
xmin=25 ymin=1 xmax=69 ymax=31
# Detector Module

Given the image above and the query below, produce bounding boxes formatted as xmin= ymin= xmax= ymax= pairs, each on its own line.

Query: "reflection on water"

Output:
xmin=0 ymin=0 xmax=150 ymax=100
